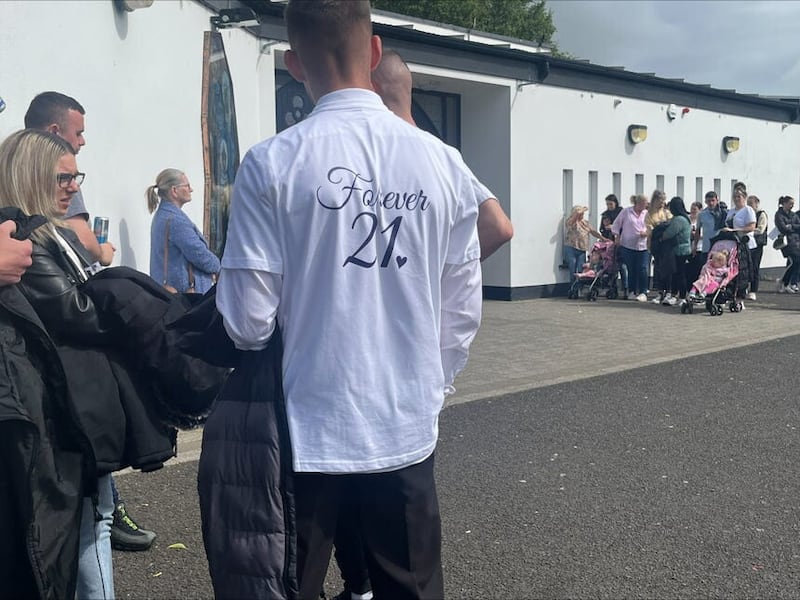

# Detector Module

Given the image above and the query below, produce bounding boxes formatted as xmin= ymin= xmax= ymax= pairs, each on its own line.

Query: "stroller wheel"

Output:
xmin=716 ymin=305 xmax=724 ymax=316
xmin=687 ymin=302 xmax=694 ymax=314
xmin=680 ymin=302 xmax=687 ymax=314
xmin=587 ymin=289 xmax=598 ymax=301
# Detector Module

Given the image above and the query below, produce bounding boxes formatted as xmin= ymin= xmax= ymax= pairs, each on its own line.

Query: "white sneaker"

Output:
xmin=665 ymin=296 xmax=677 ymax=306
xmin=679 ymin=298 xmax=687 ymax=307
xmin=636 ymin=293 xmax=648 ymax=302
xmin=651 ymin=295 xmax=662 ymax=304
xmin=792 ymin=284 xmax=800 ymax=293
xmin=739 ymin=301 xmax=746 ymax=311
xmin=778 ymin=285 xmax=795 ymax=294
xmin=747 ymin=292 xmax=757 ymax=301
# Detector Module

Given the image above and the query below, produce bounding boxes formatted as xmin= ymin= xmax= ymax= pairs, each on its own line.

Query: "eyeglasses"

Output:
xmin=172 ymin=183 xmax=191 ymax=189
xmin=56 ymin=172 xmax=85 ymax=188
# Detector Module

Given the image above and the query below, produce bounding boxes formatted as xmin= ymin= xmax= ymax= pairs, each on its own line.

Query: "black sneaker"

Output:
xmin=110 ymin=502 xmax=156 ymax=551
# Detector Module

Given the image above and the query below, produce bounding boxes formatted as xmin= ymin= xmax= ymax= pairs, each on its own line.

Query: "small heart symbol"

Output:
xmin=396 ymin=256 xmax=407 ymax=268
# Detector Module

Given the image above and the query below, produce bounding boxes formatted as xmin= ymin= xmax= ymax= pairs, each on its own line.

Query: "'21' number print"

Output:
xmin=343 ymin=212 xmax=406 ymax=269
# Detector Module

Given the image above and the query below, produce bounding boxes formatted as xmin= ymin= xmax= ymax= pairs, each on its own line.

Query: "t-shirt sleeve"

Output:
xmin=65 ymin=189 xmax=89 ymax=221
xmin=446 ymin=171 xmax=481 ymax=265
xmin=472 ymin=176 xmax=493 ymax=205
xmin=221 ymin=149 xmax=284 ymax=274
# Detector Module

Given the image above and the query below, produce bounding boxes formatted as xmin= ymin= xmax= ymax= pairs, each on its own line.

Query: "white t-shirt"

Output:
xmin=218 ymin=88 xmax=482 ymax=473
xmin=731 ymin=205 xmax=757 ymax=249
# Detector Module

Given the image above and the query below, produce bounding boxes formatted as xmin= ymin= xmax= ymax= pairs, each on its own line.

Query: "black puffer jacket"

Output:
xmin=178 ymin=291 xmax=297 ymax=599
xmin=0 ymin=288 xmax=94 ymax=600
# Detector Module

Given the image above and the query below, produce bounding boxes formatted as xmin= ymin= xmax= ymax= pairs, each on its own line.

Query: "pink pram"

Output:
xmin=568 ymin=239 xmax=619 ymax=301
xmin=681 ymin=239 xmax=742 ymax=315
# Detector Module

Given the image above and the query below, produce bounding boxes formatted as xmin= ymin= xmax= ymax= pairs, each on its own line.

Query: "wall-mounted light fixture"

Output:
xmin=118 ymin=0 xmax=153 ymax=11
xmin=627 ymin=124 xmax=648 ymax=144
xmin=723 ymin=136 xmax=740 ymax=153
xmin=210 ymin=7 xmax=260 ymax=29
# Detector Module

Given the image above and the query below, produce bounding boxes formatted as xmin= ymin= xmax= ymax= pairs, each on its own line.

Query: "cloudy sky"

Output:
xmin=547 ymin=0 xmax=800 ymax=98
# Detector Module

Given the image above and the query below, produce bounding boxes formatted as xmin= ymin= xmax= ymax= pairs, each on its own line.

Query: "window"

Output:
xmin=411 ymin=89 xmax=461 ymax=148
xmin=695 ymin=177 xmax=703 ymax=203
xmin=612 ymin=172 xmax=622 ymax=200
xmin=714 ymin=178 xmax=722 ymax=197
xmin=274 ymin=71 xmax=462 ymax=149
xmin=656 ymin=174 xmax=665 ymax=192
xmin=676 ymin=176 xmax=684 ymax=199
xmin=563 ymin=169 xmax=574 ymax=216
xmin=635 ymin=174 xmax=644 ymax=194
xmin=588 ymin=171 xmax=598 ymax=223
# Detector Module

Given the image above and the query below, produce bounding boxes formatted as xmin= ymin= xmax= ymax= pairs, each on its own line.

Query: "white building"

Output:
xmin=1 ymin=0 xmax=797 ymax=299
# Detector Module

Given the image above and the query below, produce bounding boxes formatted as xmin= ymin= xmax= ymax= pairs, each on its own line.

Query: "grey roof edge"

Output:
xmin=207 ymin=0 xmax=800 ymax=123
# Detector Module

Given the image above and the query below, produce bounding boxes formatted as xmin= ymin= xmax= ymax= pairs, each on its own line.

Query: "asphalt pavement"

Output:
xmin=113 ymin=291 xmax=800 ymax=598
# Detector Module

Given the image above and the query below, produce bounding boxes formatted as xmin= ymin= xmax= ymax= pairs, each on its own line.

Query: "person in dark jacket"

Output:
xmin=775 ymin=195 xmax=800 ymax=292
xmin=0 ymin=129 xmax=213 ymax=599
xmin=0 ymin=209 xmax=95 ymax=600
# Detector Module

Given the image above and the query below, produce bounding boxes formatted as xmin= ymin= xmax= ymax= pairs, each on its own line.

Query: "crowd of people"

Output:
xmin=0 ymin=1 xmax=514 ymax=599
xmin=565 ymin=182 xmax=792 ymax=309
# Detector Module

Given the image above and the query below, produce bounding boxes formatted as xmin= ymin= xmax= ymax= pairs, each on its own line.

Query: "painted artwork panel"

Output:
xmin=201 ymin=31 xmax=240 ymax=257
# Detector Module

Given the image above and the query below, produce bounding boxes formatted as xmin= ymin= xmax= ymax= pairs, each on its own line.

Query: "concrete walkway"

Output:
xmin=170 ymin=292 xmax=800 ymax=466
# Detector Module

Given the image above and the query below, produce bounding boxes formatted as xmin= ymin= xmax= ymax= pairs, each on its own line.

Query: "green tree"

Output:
xmin=372 ymin=0 xmax=557 ymax=48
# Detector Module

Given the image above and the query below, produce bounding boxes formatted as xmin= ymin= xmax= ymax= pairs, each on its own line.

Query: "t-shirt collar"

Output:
xmin=312 ymin=88 xmax=388 ymax=114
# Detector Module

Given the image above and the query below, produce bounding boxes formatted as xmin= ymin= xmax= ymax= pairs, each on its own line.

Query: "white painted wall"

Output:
xmin=507 ymin=84 xmax=800 ymax=289
xmin=0 ymin=0 xmax=274 ymax=272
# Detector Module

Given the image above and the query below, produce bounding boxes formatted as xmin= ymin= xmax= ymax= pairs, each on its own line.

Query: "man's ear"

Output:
xmin=46 ymin=123 xmax=59 ymax=135
xmin=284 ymin=49 xmax=306 ymax=83
xmin=369 ymin=35 xmax=383 ymax=72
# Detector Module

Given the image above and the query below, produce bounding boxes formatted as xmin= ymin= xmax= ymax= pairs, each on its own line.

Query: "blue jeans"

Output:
xmin=564 ymin=245 xmax=586 ymax=284
xmin=77 ymin=474 xmax=115 ymax=599
xmin=619 ymin=247 xmax=650 ymax=295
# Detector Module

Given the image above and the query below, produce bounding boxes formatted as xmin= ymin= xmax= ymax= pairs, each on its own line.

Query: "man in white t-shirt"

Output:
xmin=216 ymin=1 xmax=483 ymax=597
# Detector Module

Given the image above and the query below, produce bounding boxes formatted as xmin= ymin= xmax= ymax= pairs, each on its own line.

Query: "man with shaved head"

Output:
xmin=372 ymin=49 xmax=514 ymax=260
xmin=217 ymin=1 xmax=484 ymax=597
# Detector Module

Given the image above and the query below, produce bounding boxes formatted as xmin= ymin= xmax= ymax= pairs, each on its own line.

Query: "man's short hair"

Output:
xmin=284 ymin=0 xmax=371 ymax=55
xmin=24 ymin=91 xmax=84 ymax=130
xmin=705 ymin=191 xmax=718 ymax=200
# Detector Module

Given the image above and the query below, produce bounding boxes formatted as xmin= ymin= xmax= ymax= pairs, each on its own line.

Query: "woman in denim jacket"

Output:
xmin=147 ymin=169 xmax=219 ymax=293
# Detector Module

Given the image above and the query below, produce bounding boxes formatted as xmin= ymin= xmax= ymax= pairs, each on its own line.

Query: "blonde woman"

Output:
xmin=564 ymin=205 xmax=604 ymax=286
xmin=146 ymin=169 xmax=219 ymax=293
xmin=0 ymin=128 xmax=119 ymax=598
xmin=646 ymin=190 xmax=672 ymax=303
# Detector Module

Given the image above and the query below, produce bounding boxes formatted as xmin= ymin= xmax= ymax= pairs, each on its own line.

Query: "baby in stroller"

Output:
xmin=688 ymin=250 xmax=729 ymax=298
xmin=682 ymin=238 xmax=742 ymax=314
xmin=568 ymin=239 xmax=619 ymax=300
xmin=577 ymin=248 xmax=604 ymax=279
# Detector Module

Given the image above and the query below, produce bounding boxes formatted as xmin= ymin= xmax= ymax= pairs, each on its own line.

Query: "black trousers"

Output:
xmin=295 ymin=454 xmax=443 ymax=600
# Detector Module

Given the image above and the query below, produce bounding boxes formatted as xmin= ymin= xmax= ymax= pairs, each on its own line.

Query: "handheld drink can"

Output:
xmin=93 ymin=217 xmax=109 ymax=243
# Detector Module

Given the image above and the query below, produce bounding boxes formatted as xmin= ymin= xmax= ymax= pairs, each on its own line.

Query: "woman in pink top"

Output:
xmin=611 ymin=194 xmax=650 ymax=301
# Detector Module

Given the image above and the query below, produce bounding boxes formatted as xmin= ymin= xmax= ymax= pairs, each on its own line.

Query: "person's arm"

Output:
xmin=477 ymin=198 xmax=513 ymax=260
xmin=217 ymin=149 xmax=283 ymax=350
xmin=170 ymin=215 xmax=221 ymax=274
xmin=218 ymin=269 xmax=281 ymax=350
xmin=65 ymin=216 xmax=115 ymax=266
xmin=0 ymin=220 xmax=33 ymax=285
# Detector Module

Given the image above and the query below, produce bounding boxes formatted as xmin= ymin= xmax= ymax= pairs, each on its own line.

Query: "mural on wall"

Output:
xmin=201 ymin=31 xmax=240 ymax=257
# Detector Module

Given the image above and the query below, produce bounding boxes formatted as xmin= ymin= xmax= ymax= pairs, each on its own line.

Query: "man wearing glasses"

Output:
xmin=24 ymin=92 xmax=115 ymax=266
